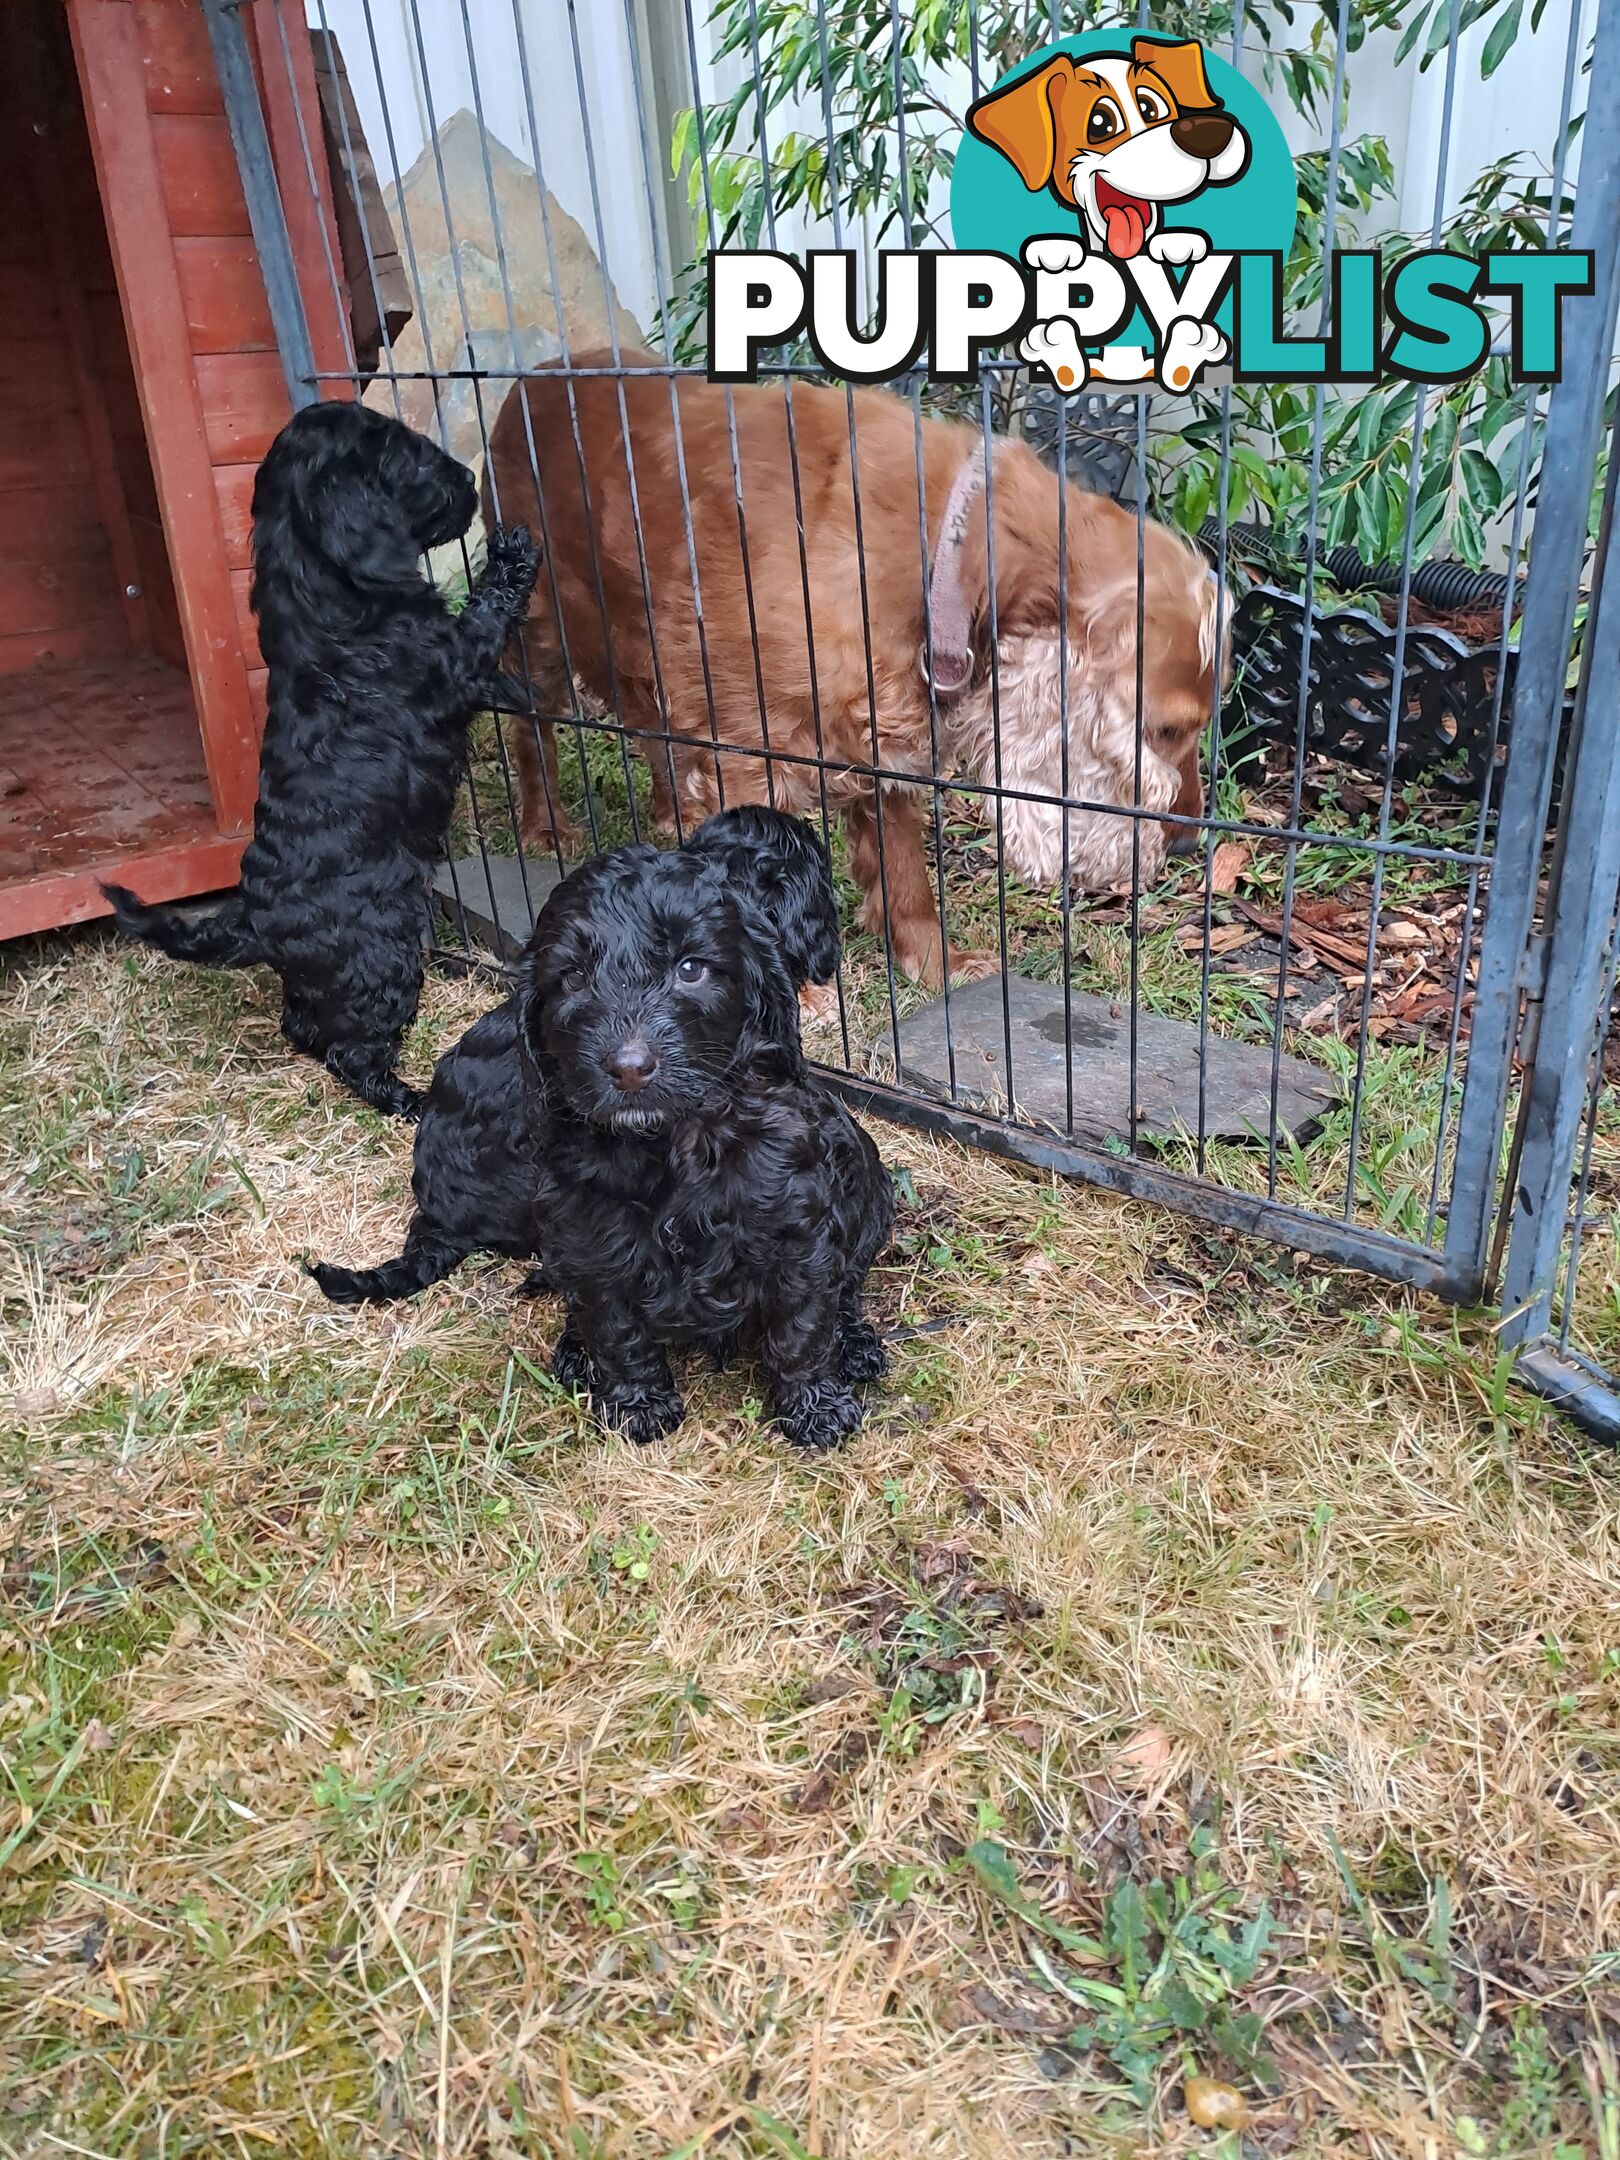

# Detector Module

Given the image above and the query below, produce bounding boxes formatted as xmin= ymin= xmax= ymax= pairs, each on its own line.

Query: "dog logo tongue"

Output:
xmin=1096 ymin=179 xmax=1150 ymax=257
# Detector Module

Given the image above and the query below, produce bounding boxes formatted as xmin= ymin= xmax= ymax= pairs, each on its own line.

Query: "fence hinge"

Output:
xmin=1519 ymin=932 xmax=1550 ymax=1001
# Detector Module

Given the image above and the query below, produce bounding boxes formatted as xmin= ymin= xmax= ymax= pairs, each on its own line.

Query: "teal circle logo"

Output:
xmin=950 ymin=33 xmax=1298 ymax=387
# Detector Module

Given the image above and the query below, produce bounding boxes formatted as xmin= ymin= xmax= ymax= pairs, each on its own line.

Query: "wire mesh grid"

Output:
xmin=245 ymin=0 xmax=1612 ymax=1309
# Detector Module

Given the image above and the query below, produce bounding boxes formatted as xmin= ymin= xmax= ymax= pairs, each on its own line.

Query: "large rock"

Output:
xmin=366 ymin=108 xmax=644 ymax=471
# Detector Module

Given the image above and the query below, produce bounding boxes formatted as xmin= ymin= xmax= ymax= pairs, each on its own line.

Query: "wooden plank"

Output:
xmin=0 ymin=410 xmax=94 ymax=491
xmin=229 ymin=564 xmax=262 ymax=671
xmin=196 ymin=349 xmax=287 ymax=464
xmin=251 ymin=0 xmax=354 ymax=387
xmin=212 ymin=459 xmax=254 ymax=568
xmin=135 ymin=0 xmax=221 ymax=116
xmin=0 ymin=264 xmax=59 ymax=321
xmin=20 ymin=16 xmax=151 ymax=655
xmin=0 ymin=831 xmax=245 ymax=940
xmin=0 ymin=484 xmax=115 ymax=557
xmin=107 ymin=427 xmax=163 ymax=524
xmin=0 ymin=619 xmax=129 ymax=673
xmin=175 ymin=235 xmax=275 ymax=353
xmin=152 ymin=110 xmax=251 ymax=237
xmin=0 ymin=346 xmax=83 ymax=416
xmin=0 ymin=219 xmax=49 ymax=264
xmin=0 ymin=550 xmax=118 ymax=637
xmin=131 ymin=515 xmax=185 ymax=666
xmin=68 ymin=0 xmax=264 ymax=838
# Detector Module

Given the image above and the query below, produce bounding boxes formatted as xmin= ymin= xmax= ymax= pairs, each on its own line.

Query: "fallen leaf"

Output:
xmin=944 ymin=1983 xmax=1072 ymax=2036
xmin=345 ymin=1664 xmax=375 ymax=1700
xmin=1210 ymin=840 xmax=1250 ymax=894
xmin=992 ymin=1716 xmax=1045 ymax=1749
xmin=6 ymin=1388 xmax=60 ymax=1422
xmin=1176 ymin=920 xmax=1252 ymax=956
xmin=1185 ymin=2076 xmax=1252 ymax=2130
xmin=820 ymin=1729 xmax=873 ymax=1773
xmin=1111 ymin=1724 xmax=1174 ymax=1784
xmin=804 ymin=1674 xmax=862 ymax=1706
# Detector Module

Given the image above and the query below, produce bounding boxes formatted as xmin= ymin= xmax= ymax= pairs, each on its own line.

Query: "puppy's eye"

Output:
xmin=673 ymin=957 xmax=709 ymax=986
xmin=560 ymin=965 xmax=590 ymax=994
xmin=1135 ymin=88 xmax=1169 ymax=124
xmin=1087 ymin=99 xmax=1124 ymax=143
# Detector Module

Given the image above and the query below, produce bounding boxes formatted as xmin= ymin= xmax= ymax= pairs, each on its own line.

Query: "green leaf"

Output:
xmin=1394 ymin=2 xmax=1436 ymax=64
xmin=1103 ymin=1880 xmax=1153 ymax=1994
xmin=1481 ymin=0 xmax=1525 ymax=77
xmin=669 ymin=106 xmax=695 ymax=183
xmin=1208 ymin=1900 xmax=1275 ymax=1984
xmin=1212 ymin=2009 xmax=1276 ymax=2081
xmin=1461 ymin=446 xmax=1504 ymax=519
xmin=1156 ymin=1971 xmax=1210 ymax=2030
xmin=962 ymin=1842 xmax=1107 ymax=1959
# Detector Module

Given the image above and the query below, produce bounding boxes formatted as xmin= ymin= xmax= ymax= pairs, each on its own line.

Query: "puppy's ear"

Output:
xmin=735 ymin=899 xmax=805 ymax=1081
xmin=514 ymin=938 xmax=559 ymax=1101
xmin=292 ymin=456 xmax=426 ymax=596
xmin=966 ymin=57 xmax=1072 ymax=193
xmin=684 ymin=808 xmax=841 ymax=988
xmin=1131 ymin=35 xmax=1219 ymax=111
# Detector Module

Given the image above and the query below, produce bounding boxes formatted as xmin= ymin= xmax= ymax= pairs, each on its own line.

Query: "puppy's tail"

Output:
xmin=101 ymin=885 xmax=263 ymax=968
xmin=306 ymin=1225 xmax=471 ymax=1306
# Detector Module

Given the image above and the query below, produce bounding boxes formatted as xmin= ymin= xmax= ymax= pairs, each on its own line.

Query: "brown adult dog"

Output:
xmin=484 ymin=351 xmax=1219 ymax=988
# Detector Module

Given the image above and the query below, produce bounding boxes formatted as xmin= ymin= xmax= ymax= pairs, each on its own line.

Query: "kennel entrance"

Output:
xmin=217 ymin=0 xmax=1620 ymax=1437
xmin=0 ymin=0 xmax=354 ymax=942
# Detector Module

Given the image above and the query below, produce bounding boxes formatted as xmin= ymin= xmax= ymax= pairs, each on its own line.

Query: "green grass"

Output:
xmin=5 ymin=889 xmax=1619 ymax=2157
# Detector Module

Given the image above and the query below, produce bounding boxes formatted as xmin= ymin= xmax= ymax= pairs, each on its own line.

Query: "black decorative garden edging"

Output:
xmin=1220 ymin=583 xmax=1523 ymax=799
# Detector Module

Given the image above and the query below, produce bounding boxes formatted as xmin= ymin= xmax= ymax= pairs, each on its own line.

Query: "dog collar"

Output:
xmin=921 ymin=441 xmax=991 ymax=698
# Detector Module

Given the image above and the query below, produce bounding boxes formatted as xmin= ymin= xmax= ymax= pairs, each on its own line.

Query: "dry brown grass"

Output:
xmin=3 ymin=931 xmax=1619 ymax=2160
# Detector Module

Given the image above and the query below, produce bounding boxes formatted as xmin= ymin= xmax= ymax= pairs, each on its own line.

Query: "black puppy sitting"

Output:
xmin=520 ymin=816 xmax=893 ymax=1452
xmin=104 ymin=400 xmax=539 ymax=1118
xmin=309 ymin=806 xmax=843 ymax=1306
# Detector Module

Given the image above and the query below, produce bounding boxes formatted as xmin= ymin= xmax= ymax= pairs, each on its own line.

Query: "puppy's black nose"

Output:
xmin=1171 ymin=111 xmax=1235 ymax=159
xmin=604 ymin=1041 xmax=658 ymax=1094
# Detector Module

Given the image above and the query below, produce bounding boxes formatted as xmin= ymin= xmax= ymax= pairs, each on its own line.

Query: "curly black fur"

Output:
xmin=102 ymin=399 xmax=539 ymax=1118
xmin=520 ymin=818 xmax=892 ymax=1453
xmin=308 ymin=806 xmax=846 ymax=1310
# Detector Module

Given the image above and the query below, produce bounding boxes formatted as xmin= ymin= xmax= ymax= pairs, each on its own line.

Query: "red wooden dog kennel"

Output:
xmin=0 ymin=0 xmax=348 ymax=941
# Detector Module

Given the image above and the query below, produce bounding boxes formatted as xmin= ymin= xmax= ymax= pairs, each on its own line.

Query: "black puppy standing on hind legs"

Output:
xmin=309 ymin=806 xmax=853 ymax=1312
xmin=521 ymin=819 xmax=893 ymax=1453
xmin=103 ymin=400 xmax=540 ymax=1118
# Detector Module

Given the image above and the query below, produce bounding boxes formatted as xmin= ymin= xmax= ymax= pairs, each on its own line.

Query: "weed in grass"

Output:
xmin=964 ymin=1831 xmax=1275 ymax=2105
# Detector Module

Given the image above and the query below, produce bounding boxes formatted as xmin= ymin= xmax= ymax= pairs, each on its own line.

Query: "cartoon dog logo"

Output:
xmin=967 ymin=37 xmax=1250 ymax=395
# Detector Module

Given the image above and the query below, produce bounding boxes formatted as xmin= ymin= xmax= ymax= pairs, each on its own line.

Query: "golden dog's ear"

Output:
xmin=966 ymin=56 xmax=1074 ymax=191
xmin=1132 ymin=35 xmax=1220 ymax=110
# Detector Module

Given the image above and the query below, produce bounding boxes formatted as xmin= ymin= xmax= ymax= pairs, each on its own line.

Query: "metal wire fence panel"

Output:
xmin=216 ymin=0 xmax=1620 ymax=1416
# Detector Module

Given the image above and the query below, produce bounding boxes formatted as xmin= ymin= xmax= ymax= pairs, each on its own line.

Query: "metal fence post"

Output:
xmin=1498 ymin=413 xmax=1620 ymax=1345
xmin=202 ymin=0 xmax=320 ymax=410
xmin=1441 ymin=0 xmax=1620 ymax=1296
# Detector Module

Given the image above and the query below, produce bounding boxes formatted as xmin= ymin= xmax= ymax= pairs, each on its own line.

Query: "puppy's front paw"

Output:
xmin=551 ymin=1328 xmax=594 ymax=1392
xmin=1022 ymin=235 xmax=1089 ymax=273
xmin=774 ymin=1377 xmax=864 ymax=1453
xmin=704 ymin=1329 xmax=744 ymax=1372
xmin=484 ymin=523 xmax=541 ymax=603
xmin=837 ymin=1317 xmax=888 ymax=1384
xmin=1147 ymin=229 xmax=1209 ymax=266
xmin=1019 ymin=318 xmax=1090 ymax=395
xmin=1157 ymin=318 xmax=1228 ymax=392
xmin=596 ymin=1384 xmax=685 ymax=1447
